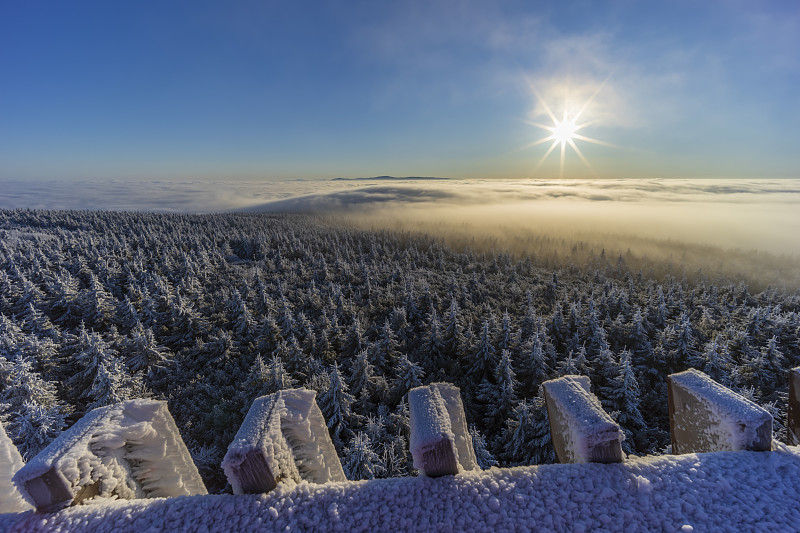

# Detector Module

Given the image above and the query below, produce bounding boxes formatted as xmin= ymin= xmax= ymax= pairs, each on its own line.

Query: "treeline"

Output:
xmin=0 ymin=209 xmax=798 ymax=492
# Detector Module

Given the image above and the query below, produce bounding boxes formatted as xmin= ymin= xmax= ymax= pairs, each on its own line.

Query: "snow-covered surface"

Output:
xmin=4 ymin=447 xmax=800 ymax=532
xmin=223 ymin=389 xmax=345 ymax=494
xmin=670 ymin=369 xmax=773 ymax=453
xmin=12 ymin=399 xmax=206 ymax=511
xmin=0 ymin=421 xmax=32 ymax=513
xmin=280 ymin=389 xmax=346 ymax=484
xmin=408 ymin=384 xmax=459 ymax=475
xmin=543 ymin=375 xmax=623 ymax=463
xmin=433 ymin=383 xmax=478 ymax=472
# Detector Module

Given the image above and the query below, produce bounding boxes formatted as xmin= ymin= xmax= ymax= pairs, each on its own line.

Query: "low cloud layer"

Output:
xmin=2 ymin=177 xmax=798 ymax=257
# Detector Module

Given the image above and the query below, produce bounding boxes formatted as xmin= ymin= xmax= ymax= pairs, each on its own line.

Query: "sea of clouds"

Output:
xmin=1 ymin=177 xmax=798 ymax=256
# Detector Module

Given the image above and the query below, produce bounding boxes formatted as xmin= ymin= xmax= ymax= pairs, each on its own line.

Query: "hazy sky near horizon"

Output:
xmin=2 ymin=1 xmax=799 ymax=181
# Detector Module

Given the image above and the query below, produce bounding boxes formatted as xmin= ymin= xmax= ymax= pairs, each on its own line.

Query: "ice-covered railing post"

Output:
xmin=668 ymin=368 xmax=772 ymax=454
xmin=1 ymin=420 xmax=33 ymax=513
xmin=12 ymin=399 xmax=207 ymax=513
xmin=408 ymin=383 xmax=478 ymax=477
xmin=222 ymin=388 xmax=346 ymax=494
xmin=542 ymin=375 xmax=624 ymax=464
xmin=788 ymin=368 xmax=800 ymax=445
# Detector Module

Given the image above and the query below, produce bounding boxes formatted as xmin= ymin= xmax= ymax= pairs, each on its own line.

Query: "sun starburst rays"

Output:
xmin=526 ymin=80 xmax=614 ymax=178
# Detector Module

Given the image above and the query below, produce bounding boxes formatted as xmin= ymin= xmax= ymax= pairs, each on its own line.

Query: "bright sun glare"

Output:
xmin=526 ymin=81 xmax=613 ymax=178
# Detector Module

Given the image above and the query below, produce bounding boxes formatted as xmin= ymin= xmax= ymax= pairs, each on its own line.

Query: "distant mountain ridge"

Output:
xmin=331 ymin=175 xmax=450 ymax=181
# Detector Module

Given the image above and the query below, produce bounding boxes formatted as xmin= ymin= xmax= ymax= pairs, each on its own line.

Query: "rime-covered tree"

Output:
xmin=342 ymin=432 xmax=385 ymax=480
xmin=477 ymin=349 xmax=518 ymax=430
xmin=520 ymin=331 xmax=550 ymax=390
xmin=124 ymin=323 xmax=170 ymax=378
xmin=470 ymin=318 xmax=497 ymax=381
xmin=65 ymin=329 xmax=139 ymax=409
xmin=228 ymin=289 xmax=256 ymax=341
xmin=496 ymin=311 xmax=514 ymax=355
xmin=555 ymin=350 xmax=579 ymax=376
xmin=500 ymin=393 xmax=554 ymax=466
xmin=371 ymin=320 xmax=399 ymax=373
xmin=318 ymin=362 xmax=354 ymax=446
xmin=470 ymin=426 xmax=498 ymax=469
xmin=392 ymin=353 xmax=425 ymax=401
xmin=22 ymin=302 xmax=59 ymax=340
xmin=689 ymin=337 xmax=731 ymax=383
xmin=343 ymin=315 xmax=366 ymax=358
xmin=82 ymin=272 xmax=116 ymax=328
xmin=245 ymin=354 xmax=296 ymax=402
xmin=0 ymin=354 xmax=68 ymax=459
xmin=600 ymin=349 xmax=645 ymax=452
xmin=441 ymin=298 xmax=464 ymax=364
xmin=422 ymin=308 xmax=447 ymax=376
xmin=348 ymin=348 xmax=377 ymax=400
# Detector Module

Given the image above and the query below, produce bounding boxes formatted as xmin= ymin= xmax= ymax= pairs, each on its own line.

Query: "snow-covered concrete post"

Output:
xmin=1 ymin=421 xmax=33 ymax=513
xmin=668 ymin=368 xmax=772 ymax=454
xmin=542 ymin=375 xmax=624 ymax=464
xmin=789 ymin=368 xmax=800 ymax=445
xmin=222 ymin=388 xmax=346 ymax=495
xmin=408 ymin=383 xmax=478 ymax=477
xmin=12 ymin=399 xmax=207 ymax=513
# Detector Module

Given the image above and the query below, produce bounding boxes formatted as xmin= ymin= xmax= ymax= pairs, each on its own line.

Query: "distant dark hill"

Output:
xmin=331 ymin=176 xmax=450 ymax=181
xmin=240 ymin=184 xmax=460 ymax=213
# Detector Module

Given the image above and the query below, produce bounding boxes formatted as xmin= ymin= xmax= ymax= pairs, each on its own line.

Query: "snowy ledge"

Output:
xmin=4 ymin=447 xmax=800 ymax=533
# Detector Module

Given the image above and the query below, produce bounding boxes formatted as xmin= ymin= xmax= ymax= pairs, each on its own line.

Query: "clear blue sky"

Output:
xmin=1 ymin=0 xmax=798 ymax=181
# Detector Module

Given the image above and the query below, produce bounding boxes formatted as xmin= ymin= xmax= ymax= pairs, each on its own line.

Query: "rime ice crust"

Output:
xmin=280 ymin=389 xmax=346 ymax=484
xmin=668 ymin=368 xmax=773 ymax=454
xmin=434 ymin=383 xmax=478 ymax=471
xmin=222 ymin=388 xmax=345 ymax=495
xmin=12 ymin=399 xmax=206 ymax=512
xmin=408 ymin=383 xmax=477 ymax=476
xmin=5 ymin=449 xmax=800 ymax=532
xmin=0 ymin=421 xmax=32 ymax=513
xmin=542 ymin=375 xmax=624 ymax=463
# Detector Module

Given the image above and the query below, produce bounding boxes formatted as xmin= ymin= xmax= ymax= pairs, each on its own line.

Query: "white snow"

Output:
xmin=12 ymin=399 xmax=206 ymax=512
xmin=0 ymin=420 xmax=32 ymax=513
xmin=433 ymin=383 xmax=478 ymax=472
xmin=408 ymin=384 xmax=459 ymax=476
xmin=543 ymin=375 xmax=623 ymax=463
xmin=670 ymin=369 xmax=773 ymax=453
xmin=280 ymin=389 xmax=346 ymax=484
xmin=222 ymin=389 xmax=345 ymax=494
xmin=4 ymin=447 xmax=800 ymax=532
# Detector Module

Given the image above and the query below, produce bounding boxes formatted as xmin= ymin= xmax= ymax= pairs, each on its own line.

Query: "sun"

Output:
xmin=551 ymin=115 xmax=580 ymax=146
xmin=525 ymin=82 xmax=614 ymax=178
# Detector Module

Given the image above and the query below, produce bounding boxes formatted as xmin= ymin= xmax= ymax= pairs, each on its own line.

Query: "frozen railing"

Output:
xmin=542 ymin=375 xmax=624 ymax=464
xmin=12 ymin=399 xmax=206 ymax=513
xmin=788 ymin=368 xmax=800 ymax=445
xmin=4 ymin=373 xmax=796 ymax=516
xmin=408 ymin=383 xmax=478 ymax=477
xmin=222 ymin=388 xmax=346 ymax=494
xmin=668 ymin=368 xmax=772 ymax=454
xmin=1 ymin=420 xmax=32 ymax=513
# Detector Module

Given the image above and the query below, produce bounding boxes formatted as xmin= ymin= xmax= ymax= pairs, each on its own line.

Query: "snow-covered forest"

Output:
xmin=1 ymin=209 xmax=798 ymax=492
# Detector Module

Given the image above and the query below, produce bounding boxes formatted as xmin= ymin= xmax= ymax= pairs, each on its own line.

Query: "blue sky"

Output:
xmin=1 ymin=0 xmax=798 ymax=181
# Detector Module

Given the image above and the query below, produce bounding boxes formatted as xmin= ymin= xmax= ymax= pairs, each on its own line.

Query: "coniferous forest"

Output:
xmin=1 ymin=209 xmax=798 ymax=492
